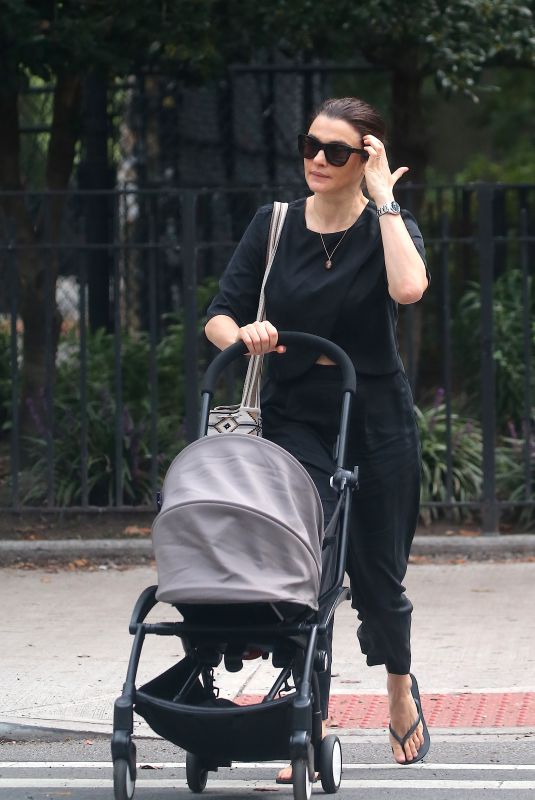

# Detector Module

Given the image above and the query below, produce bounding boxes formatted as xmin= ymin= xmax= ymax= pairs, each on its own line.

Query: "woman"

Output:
xmin=205 ymin=96 xmax=430 ymax=773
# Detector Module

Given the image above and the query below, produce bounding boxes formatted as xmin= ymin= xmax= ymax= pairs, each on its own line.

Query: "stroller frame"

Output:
xmin=112 ymin=332 xmax=358 ymax=800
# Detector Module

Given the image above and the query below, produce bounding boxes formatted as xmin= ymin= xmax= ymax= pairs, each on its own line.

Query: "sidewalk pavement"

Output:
xmin=1 ymin=554 xmax=535 ymax=740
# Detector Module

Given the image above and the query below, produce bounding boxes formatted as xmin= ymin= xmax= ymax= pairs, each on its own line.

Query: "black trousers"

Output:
xmin=261 ymin=364 xmax=421 ymax=719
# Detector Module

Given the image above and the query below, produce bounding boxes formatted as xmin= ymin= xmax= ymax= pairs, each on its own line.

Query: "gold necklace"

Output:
xmin=319 ymin=228 xmax=350 ymax=270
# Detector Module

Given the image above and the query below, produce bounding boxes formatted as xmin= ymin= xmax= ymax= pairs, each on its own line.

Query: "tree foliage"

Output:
xmin=235 ymin=0 xmax=535 ymax=180
xmin=0 ymin=1 xmax=222 ymax=87
xmin=346 ymin=0 xmax=534 ymax=95
xmin=237 ymin=0 xmax=535 ymax=93
xmin=0 ymin=0 xmax=226 ymax=435
xmin=2 ymin=0 xmax=535 ymax=436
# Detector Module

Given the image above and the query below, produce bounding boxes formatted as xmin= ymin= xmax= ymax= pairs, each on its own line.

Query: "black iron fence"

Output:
xmin=1 ymin=183 xmax=534 ymax=532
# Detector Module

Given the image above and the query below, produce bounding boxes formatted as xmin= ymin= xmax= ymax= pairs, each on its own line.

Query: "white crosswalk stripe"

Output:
xmin=1 ymin=777 xmax=535 ymax=790
xmin=2 ymin=761 xmax=535 ymax=770
xmin=1 ymin=760 xmax=534 ymax=792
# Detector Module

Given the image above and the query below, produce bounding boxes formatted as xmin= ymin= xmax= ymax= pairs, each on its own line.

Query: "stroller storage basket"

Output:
xmin=136 ymin=659 xmax=295 ymax=762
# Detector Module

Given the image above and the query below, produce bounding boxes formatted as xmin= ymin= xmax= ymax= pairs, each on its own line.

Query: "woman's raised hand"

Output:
xmin=362 ymin=134 xmax=408 ymax=205
xmin=237 ymin=320 xmax=286 ymax=356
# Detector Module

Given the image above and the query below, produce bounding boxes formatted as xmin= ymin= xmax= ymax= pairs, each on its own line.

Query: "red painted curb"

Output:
xmin=236 ymin=692 xmax=535 ymax=728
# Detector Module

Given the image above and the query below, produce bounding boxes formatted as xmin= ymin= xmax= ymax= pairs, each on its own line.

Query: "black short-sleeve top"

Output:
xmin=206 ymin=197 xmax=427 ymax=381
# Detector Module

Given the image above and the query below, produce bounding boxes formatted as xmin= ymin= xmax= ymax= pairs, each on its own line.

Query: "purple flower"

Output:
xmin=25 ymin=393 xmax=48 ymax=438
xmin=99 ymin=387 xmax=114 ymax=418
xmin=434 ymin=387 xmax=445 ymax=408
xmin=130 ymin=438 xmax=140 ymax=479
xmin=122 ymin=406 xmax=134 ymax=437
xmin=61 ymin=403 xmax=77 ymax=430
xmin=508 ymin=420 xmax=518 ymax=439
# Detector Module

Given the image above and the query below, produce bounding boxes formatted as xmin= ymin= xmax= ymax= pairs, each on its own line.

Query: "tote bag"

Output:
xmin=207 ymin=201 xmax=288 ymax=436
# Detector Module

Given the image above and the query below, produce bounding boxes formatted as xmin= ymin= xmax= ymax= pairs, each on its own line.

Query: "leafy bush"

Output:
xmin=455 ymin=268 xmax=535 ymax=430
xmin=24 ymin=395 xmax=152 ymax=506
xmin=0 ymin=324 xmax=12 ymax=432
xmin=22 ymin=322 xmax=188 ymax=506
xmin=416 ymin=394 xmax=483 ymax=524
xmin=454 ymin=147 xmax=535 ymax=185
xmin=496 ymin=422 xmax=535 ymax=529
xmin=9 ymin=275 xmax=221 ymax=507
xmin=417 ymin=394 xmax=535 ymax=527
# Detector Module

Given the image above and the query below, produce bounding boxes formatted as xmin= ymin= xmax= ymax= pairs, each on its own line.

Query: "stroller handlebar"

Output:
xmin=202 ymin=331 xmax=356 ymax=397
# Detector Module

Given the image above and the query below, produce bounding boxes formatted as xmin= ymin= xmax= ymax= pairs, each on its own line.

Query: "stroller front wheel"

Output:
xmin=292 ymin=758 xmax=312 ymax=800
xmin=113 ymin=758 xmax=136 ymax=800
xmin=319 ymin=735 xmax=343 ymax=793
xmin=186 ymin=752 xmax=209 ymax=793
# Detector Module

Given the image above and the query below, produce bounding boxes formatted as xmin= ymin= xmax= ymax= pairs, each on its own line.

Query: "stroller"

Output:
xmin=111 ymin=332 xmax=359 ymax=800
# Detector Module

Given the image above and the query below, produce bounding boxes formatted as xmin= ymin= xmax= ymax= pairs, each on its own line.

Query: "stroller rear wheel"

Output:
xmin=292 ymin=758 xmax=312 ymax=800
xmin=319 ymin=735 xmax=343 ymax=793
xmin=186 ymin=752 xmax=209 ymax=793
xmin=113 ymin=758 xmax=135 ymax=800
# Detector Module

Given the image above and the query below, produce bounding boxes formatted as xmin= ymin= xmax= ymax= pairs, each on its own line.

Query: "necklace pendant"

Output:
xmin=325 ymin=259 xmax=332 ymax=270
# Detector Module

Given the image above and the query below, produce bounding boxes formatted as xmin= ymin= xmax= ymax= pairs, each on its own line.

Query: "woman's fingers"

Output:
xmin=363 ymin=143 xmax=378 ymax=158
xmin=362 ymin=134 xmax=409 ymax=199
xmin=238 ymin=321 xmax=285 ymax=355
xmin=239 ymin=323 xmax=265 ymax=355
xmin=363 ymin=134 xmax=384 ymax=160
xmin=264 ymin=320 xmax=286 ymax=353
xmin=391 ymin=166 xmax=409 ymax=185
xmin=263 ymin=320 xmax=278 ymax=350
xmin=363 ymin=134 xmax=383 ymax=152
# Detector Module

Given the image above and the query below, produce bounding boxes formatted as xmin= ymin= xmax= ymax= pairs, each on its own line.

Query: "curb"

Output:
xmin=1 ymin=535 xmax=535 ymax=566
xmin=411 ymin=534 xmax=535 ymax=559
xmin=0 ymin=720 xmax=113 ymax=742
xmin=2 ymin=716 xmax=534 ymax=744
xmin=0 ymin=538 xmax=154 ymax=566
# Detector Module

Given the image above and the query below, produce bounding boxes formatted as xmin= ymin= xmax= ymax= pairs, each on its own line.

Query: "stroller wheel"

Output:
xmin=113 ymin=758 xmax=135 ymax=800
xmin=292 ymin=758 xmax=312 ymax=800
xmin=319 ymin=735 xmax=343 ymax=793
xmin=186 ymin=752 xmax=208 ymax=793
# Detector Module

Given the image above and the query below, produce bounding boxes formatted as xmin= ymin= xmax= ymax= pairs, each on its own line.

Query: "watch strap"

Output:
xmin=376 ymin=200 xmax=401 ymax=217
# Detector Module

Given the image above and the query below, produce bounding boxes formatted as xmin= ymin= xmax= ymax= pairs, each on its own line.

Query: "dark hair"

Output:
xmin=312 ymin=97 xmax=386 ymax=145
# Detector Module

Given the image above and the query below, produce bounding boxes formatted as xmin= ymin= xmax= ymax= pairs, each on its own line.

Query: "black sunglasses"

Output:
xmin=298 ymin=133 xmax=368 ymax=167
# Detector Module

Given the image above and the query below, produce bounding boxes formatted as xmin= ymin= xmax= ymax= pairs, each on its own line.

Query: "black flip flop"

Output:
xmin=389 ymin=673 xmax=431 ymax=765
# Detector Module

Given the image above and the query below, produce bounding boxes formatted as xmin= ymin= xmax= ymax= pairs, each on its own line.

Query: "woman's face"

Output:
xmin=304 ymin=114 xmax=366 ymax=195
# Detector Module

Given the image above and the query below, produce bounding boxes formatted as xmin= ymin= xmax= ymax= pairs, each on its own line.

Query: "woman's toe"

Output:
xmin=276 ymin=765 xmax=292 ymax=783
xmin=404 ymin=729 xmax=423 ymax=762
xmin=407 ymin=739 xmax=418 ymax=761
xmin=390 ymin=739 xmax=406 ymax=764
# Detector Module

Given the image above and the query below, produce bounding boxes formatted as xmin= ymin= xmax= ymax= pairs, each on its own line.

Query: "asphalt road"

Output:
xmin=1 ymin=731 xmax=534 ymax=800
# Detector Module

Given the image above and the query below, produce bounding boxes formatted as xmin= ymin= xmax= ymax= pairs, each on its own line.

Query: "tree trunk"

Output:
xmin=44 ymin=73 xmax=82 ymax=233
xmin=79 ymin=71 xmax=113 ymax=332
xmin=389 ymin=66 xmax=428 ymax=192
xmin=0 ymin=90 xmax=44 ymax=434
xmin=0 ymin=76 xmax=81 ymax=436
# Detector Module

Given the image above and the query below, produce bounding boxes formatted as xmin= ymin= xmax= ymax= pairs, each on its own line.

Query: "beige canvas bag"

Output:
xmin=207 ymin=201 xmax=289 ymax=436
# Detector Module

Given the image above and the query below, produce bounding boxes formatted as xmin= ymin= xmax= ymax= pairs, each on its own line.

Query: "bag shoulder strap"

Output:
xmin=241 ymin=201 xmax=288 ymax=408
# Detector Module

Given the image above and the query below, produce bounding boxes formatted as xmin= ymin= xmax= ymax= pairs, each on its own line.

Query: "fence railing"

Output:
xmin=1 ymin=183 xmax=534 ymax=532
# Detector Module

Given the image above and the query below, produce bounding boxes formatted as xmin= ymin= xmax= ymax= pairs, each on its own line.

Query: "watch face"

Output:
xmin=391 ymin=201 xmax=401 ymax=213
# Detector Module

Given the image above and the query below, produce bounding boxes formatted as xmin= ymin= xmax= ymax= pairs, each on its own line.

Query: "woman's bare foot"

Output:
xmin=275 ymin=720 xmax=326 ymax=782
xmin=276 ymin=764 xmax=294 ymax=783
xmin=387 ymin=673 xmax=425 ymax=764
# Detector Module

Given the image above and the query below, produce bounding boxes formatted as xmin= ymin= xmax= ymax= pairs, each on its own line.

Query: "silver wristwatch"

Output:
xmin=376 ymin=200 xmax=401 ymax=217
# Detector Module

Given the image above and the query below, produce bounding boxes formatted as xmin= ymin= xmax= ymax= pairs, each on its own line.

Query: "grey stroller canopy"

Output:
xmin=153 ymin=434 xmax=324 ymax=610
